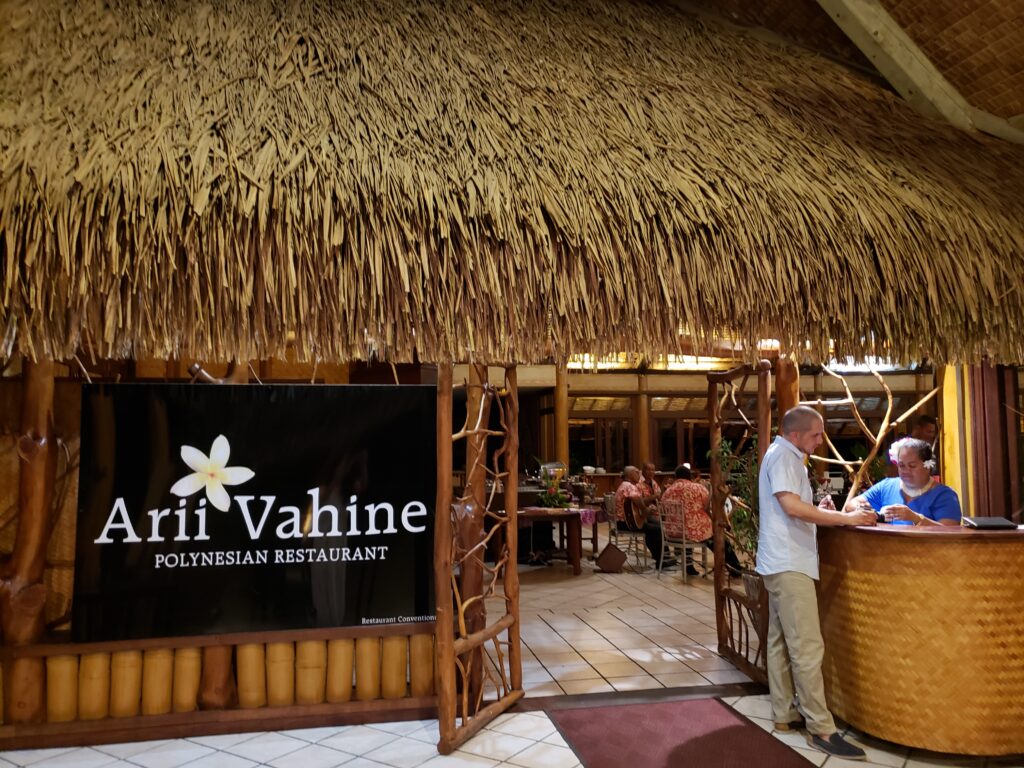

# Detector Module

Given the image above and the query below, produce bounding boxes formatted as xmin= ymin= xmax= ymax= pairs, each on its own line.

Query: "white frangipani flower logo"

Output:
xmin=170 ymin=435 xmax=254 ymax=511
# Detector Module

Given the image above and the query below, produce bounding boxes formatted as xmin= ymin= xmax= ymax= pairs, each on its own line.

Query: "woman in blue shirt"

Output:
xmin=843 ymin=438 xmax=961 ymax=526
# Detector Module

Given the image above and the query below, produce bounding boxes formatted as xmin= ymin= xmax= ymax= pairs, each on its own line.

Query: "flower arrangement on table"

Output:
xmin=537 ymin=466 xmax=570 ymax=508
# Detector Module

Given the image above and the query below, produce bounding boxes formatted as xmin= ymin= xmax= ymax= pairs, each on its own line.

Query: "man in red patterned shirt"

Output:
xmin=661 ymin=464 xmax=713 ymax=575
xmin=614 ymin=466 xmax=675 ymax=568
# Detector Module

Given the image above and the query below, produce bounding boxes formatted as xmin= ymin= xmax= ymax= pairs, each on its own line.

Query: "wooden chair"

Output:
xmin=619 ymin=496 xmax=651 ymax=571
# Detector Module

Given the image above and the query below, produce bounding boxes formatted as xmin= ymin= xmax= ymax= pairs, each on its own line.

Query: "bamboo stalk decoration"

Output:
xmin=194 ymin=360 xmax=248 ymax=711
xmin=1 ymin=360 xmax=58 ymax=724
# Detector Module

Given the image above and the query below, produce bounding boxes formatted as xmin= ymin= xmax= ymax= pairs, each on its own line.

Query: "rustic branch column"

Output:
xmin=2 ymin=359 xmax=58 ymax=724
xmin=461 ymin=364 xmax=489 ymax=714
xmin=757 ymin=362 xmax=772 ymax=461
xmin=554 ymin=364 xmax=569 ymax=466
xmin=434 ymin=365 xmax=456 ymax=750
xmin=707 ymin=379 xmax=727 ymax=651
xmin=503 ymin=367 xmax=522 ymax=693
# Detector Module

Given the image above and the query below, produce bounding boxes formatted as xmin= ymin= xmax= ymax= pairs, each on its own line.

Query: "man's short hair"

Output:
xmin=674 ymin=464 xmax=693 ymax=480
xmin=912 ymin=414 xmax=938 ymax=429
xmin=780 ymin=405 xmax=823 ymax=435
xmin=623 ymin=465 xmax=639 ymax=478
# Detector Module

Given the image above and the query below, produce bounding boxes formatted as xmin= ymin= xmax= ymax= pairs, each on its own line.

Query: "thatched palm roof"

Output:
xmin=2 ymin=0 xmax=1024 ymax=365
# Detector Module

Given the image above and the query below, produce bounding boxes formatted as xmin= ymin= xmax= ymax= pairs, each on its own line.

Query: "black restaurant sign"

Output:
xmin=73 ymin=383 xmax=436 ymax=642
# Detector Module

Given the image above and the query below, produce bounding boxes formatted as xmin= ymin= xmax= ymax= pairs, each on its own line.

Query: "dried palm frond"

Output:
xmin=1 ymin=0 xmax=1024 ymax=365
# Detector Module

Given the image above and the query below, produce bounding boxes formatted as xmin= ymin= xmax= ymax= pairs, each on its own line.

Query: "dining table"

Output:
xmin=517 ymin=506 xmax=584 ymax=575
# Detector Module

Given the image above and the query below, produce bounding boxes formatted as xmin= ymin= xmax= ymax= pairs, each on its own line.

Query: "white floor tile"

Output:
xmin=489 ymin=713 xmax=557 ymax=741
xmin=363 ymin=736 xmax=443 ymax=768
xmin=177 ymin=753 xmax=256 ymax=768
xmin=340 ymin=758 xmax=397 ymax=768
xmin=28 ymin=750 xmax=119 ymax=768
xmin=732 ymin=696 xmax=774 ymax=720
xmin=505 ymin=742 xmax=579 ymax=768
xmin=0 ymin=750 xmax=75 ymax=767
xmin=280 ymin=726 xmax=350 ymax=744
xmin=319 ymin=726 xmax=401 ymax=756
xmin=421 ymin=753 xmax=499 ymax=767
xmin=93 ymin=742 xmax=172 ymax=761
xmin=266 ymin=743 xmax=358 ymax=768
xmin=370 ymin=720 xmax=437 ymax=737
xmin=223 ymin=731 xmax=309 ymax=762
xmin=125 ymin=741 xmax=215 ymax=768
xmin=186 ymin=733 xmax=258 ymax=749
xmin=458 ymin=731 xmax=534 ymax=762
xmin=406 ymin=722 xmax=442 ymax=745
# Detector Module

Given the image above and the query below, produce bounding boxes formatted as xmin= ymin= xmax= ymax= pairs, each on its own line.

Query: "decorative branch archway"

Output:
xmin=708 ymin=361 xmax=772 ymax=685
xmin=433 ymin=364 xmax=523 ymax=754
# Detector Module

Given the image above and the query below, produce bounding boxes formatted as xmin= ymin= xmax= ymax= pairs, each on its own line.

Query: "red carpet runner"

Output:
xmin=549 ymin=698 xmax=814 ymax=768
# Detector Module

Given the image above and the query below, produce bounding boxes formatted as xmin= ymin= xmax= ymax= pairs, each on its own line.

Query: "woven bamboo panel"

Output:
xmin=818 ymin=527 xmax=1024 ymax=756
xmin=883 ymin=0 xmax=1024 ymax=118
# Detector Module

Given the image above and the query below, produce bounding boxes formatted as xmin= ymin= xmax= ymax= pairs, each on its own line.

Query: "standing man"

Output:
xmin=757 ymin=406 xmax=875 ymax=760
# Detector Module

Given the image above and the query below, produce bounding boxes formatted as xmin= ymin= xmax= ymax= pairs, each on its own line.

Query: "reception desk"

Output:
xmin=818 ymin=525 xmax=1024 ymax=756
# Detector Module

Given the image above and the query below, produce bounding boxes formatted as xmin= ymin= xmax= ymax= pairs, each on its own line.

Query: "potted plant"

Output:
xmin=716 ymin=438 xmax=762 ymax=601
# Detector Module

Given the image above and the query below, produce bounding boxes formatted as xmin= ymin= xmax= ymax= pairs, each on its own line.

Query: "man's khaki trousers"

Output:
xmin=762 ymin=571 xmax=836 ymax=737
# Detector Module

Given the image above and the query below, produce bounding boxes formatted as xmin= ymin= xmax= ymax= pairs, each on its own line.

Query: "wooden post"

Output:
xmin=757 ymin=363 xmax=772 ymax=461
xmin=554 ymin=363 xmax=569 ymax=466
xmin=707 ymin=380 xmax=728 ymax=653
xmin=633 ymin=375 xmax=650 ymax=465
xmin=461 ymin=364 xmax=489 ymax=714
xmin=503 ymin=366 xmax=522 ymax=693
xmin=776 ymin=357 xmax=800 ymax=422
xmin=1 ymin=359 xmax=58 ymax=724
xmin=435 ymin=364 xmax=457 ymax=752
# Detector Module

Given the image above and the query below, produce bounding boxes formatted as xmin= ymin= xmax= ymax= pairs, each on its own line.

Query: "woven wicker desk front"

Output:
xmin=818 ymin=525 xmax=1024 ymax=756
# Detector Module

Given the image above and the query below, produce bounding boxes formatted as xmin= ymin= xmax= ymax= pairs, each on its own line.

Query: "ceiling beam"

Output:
xmin=815 ymin=0 xmax=1024 ymax=144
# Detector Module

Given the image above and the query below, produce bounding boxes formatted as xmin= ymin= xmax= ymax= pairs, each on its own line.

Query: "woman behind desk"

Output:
xmin=843 ymin=438 xmax=961 ymax=526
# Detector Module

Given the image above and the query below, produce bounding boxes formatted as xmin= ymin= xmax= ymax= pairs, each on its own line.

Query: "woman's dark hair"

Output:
xmin=674 ymin=464 xmax=693 ymax=480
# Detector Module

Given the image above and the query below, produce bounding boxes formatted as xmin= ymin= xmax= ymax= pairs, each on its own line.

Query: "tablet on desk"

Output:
xmin=962 ymin=516 xmax=1018 ymax=530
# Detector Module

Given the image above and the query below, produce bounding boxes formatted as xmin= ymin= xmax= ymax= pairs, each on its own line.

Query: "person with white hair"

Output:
xmin=844 ymin=437 xmax=961 ymax=526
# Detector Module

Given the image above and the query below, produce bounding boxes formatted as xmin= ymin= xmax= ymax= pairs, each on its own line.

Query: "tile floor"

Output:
xmin=2 ymin=534 xmax=1018 ymax=767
